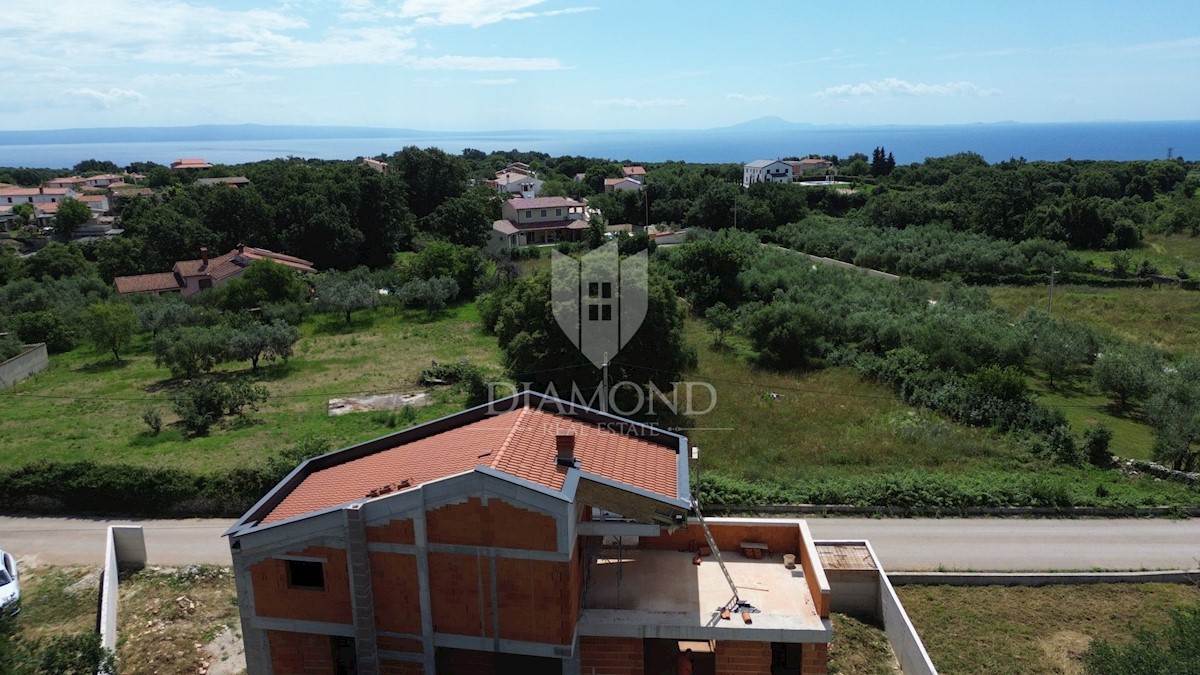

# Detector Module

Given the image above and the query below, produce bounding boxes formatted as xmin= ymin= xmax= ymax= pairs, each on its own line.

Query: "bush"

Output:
xmin=0 ymin=334 xmax=21 ymax=362
xmin=171 ymin=380 xmax=228 ymax=435
xmin=1084 ymin=424 xmax=1114 ymax=467
xmin=142 ymin=408 xmax=163 ymax=436
xmin=1045 ymin=425 xmax=1084 ymax=466
xmin=397 ymin=276 xmax=458 ymax=314
xmin=12 ymin=310 xmax=76 ymax=353
xmin=153 ymin=325 xmax=231 ymax=379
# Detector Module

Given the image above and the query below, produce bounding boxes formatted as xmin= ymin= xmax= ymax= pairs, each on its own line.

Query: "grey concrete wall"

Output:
xmin=0 ymin=343 xmax=47 ymax=390
xmin=824 ymin=569 xmax=880 ymax=620
xmin=99 ymin=526 xmax=145 ymax=659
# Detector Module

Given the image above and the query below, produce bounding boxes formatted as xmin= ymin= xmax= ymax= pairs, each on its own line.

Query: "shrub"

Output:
xmin=142 ymin=408 xmax=163 ymax=436
xmin=1084 ymin=424 xmax=1114 ymax=467
xmin=1045 ymin=425 xmax=1084 ymax=466
xmin=153 ymin=325 xmax=231 ymax=379
xmin=171 ymin=380 xmax=228 ymax=435
xmin=12 ymin=310 xmax=76 ymax=353
xmin=0 ymin=334 xmax=21 ymax=362
xmin=397 ymin=276 xmax=458 ymax=314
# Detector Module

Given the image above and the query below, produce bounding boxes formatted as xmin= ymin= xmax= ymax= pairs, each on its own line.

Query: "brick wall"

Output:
xmin=639 ymin=523 xmax=799 ymax=558
xmin=496 ymin=557 xmax=572 ymax=644
xmin=435 ymin=647 xmax=495 ymax=674
xmin=367 ymin=518 xmax=415 ymax=544
xmin=428 ymin=551 xmax=491 ymax=637
xmin=370 ymin=551 xmax=422 ymax=634
xmin=426 ymin=497 xmax=558 ymax=551
xmin=715 ymin=640 xmax=772 ymax=674
xmin=379 ymin=659 xmax=423 ymax=675
xmin=251 ymin=546 xmax=353 ymax=625
xmin=579 ymin=636 xmax=644 ymax=675
xmin=267 ymin=630 xmax=335 ymax=675
xmin=802 ymin=643 xmax=829 ymax=674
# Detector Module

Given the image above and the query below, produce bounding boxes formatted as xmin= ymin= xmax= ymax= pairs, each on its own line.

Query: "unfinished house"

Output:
xmin=225 ymin=391 xmax=833 ymax=674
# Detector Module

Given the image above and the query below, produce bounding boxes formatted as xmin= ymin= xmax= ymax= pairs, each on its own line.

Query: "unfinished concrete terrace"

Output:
xmin=579 ymin=519 xmax=832 ymax=643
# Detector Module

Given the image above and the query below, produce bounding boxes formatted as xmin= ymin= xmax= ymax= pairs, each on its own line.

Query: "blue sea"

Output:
xmin=0 ymin=121 xmax=1196 ymax=168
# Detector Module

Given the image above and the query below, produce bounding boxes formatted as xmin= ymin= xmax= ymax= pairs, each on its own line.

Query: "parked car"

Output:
xmin=0 ymin=550 xmax=18 ymax=615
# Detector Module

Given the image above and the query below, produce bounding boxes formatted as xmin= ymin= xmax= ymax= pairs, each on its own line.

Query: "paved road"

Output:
xmin=1 ymin=516 xmax=1197 ymax=571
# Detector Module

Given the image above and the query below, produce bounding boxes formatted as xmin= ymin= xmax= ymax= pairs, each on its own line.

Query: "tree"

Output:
xmin=82 ymin=302 xmax=138 ymax=362
xmin=217 ymin=259 xmax=309 ymax=312
xmin=12 ymin=310 xmax=77 ymax=353
xmin=153 ymin=325 xmax=231 ymax=378
xmin=705 ymin=302 xmax=736 ymax=347
xmin=1092 ymin=345 xmax=1160 ymax=409
xmin=228 ymin=320 xmax=301 ymax=369
xmin=11 ymin=203 xmax=35 ymax=233
xmin=1145 ymin=357 xmax=1200 ymax=472
xmin=89 ymin=236 xmax=144 ymax=282
xmin=137 ymin=299 xmax=196 ymax=337
xmin=419 ymin=191 xmax=497 ymax=247
xmin=74 ymin=159 xmax=121 ymax=174
xmin=53 ymin=198 xmax=93 ymax=239
xmin=313 ymin=272 xmax=378 ymax=323
xmin=25 ymin=242 xmax=94 ymax=280
xmin=395 ymin=241 xmax=482 ymax=300
xmin=397 ymin=276 xmax=458 ymax=315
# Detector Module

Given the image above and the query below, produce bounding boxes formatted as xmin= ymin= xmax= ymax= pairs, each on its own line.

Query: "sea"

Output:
xmin=0 ymin=121 xmax=1197 ymax=168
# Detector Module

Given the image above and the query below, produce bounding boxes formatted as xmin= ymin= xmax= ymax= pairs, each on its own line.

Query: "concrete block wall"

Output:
xmin=579 ymin=636 xmax=644 ymax=675
xmin=0 ymin=343 xmax=47 ymax=390
xmin=714 ymin=640 xmax=772 ymax=674
xmin=251 ymin=546 xmax=353 ymax=626
xmin=267 ymin=630 xmax=335 ymax=675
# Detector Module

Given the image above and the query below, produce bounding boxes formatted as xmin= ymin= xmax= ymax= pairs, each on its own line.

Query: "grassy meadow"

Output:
xmin=0 ymin=303 xmax=502 ymax=472
xmin=898 ymin=583 xmax=1200 ymax=675
xmin=1075 ymin=233 xmax=1200 ymax=278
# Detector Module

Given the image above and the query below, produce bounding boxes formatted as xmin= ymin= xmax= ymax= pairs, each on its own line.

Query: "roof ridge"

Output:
xmin=488 ymin=405 xmax=531 ymax=470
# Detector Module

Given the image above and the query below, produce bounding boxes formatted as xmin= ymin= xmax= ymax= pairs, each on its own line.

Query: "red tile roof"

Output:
xmin=173 ymin=246 xmax=317 ymax=280
xmin=623 ymin=166 xmax=647 ymax=176
xmin=508 ymin=197 xmax=584 ymax=210
xmin=171 ymin=158 xmax=212 ymax=170
xmin=114 ymin=272 xmax=181 ymax=294
xmin=260 ymin=405 xmax=680 ymax=525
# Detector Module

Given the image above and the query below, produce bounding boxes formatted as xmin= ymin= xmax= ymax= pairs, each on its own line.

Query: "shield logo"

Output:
xmin=551 ymin=241 xmax=648 ymax=369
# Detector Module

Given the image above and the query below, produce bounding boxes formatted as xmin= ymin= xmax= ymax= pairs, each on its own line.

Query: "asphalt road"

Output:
xmin=1 ymin=516 xmax=1197 ymax=571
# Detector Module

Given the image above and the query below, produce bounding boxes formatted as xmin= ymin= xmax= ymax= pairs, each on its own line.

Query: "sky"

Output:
xmin=2 ymin=0 xmax=1199 ymax=131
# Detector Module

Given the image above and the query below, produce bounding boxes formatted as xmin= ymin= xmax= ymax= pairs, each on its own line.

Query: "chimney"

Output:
xmin=39 ymin=187 xmax=44 ymax=195
xmin=237 ymin=243 xmax=245 ymax=254
xmin=555 ymin=430 xmax=576 ymax=468
xmin=200 ymin=246 xmax=209 ymax=267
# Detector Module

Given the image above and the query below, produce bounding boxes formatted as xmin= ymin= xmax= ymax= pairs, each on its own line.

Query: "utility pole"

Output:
xmin=1048 ymin=269 xmax=1059 ymax=316
xmin=600 ymin=352 xmax=609 ymax=413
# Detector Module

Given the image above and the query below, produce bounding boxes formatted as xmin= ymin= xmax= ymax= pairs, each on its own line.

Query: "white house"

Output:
xmin=604 ymin=177 xmax=643 ymax=192
xmin=489 ymin=196 xmax=589 ymax=250
xmin=490 ymin=171 xmax=544 ymax=199
xmin=0 ymin=186 xmax=76 ymax=206
xmin=742 ymin=159 xmax=793 ymax=187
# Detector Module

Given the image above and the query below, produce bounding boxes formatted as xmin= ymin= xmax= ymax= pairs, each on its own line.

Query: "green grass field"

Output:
xmin=0 ymin=303 xmax=502 ymax=472
xmin=1076 ymin=233 xmax=1200 ymax=277
xmin=898 ymin=583 xmax=1200 ymax=675
xmin=988 ymin=284 xmax=1200 ymax=354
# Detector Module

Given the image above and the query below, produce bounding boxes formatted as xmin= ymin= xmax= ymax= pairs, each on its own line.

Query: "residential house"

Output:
xmin=224 ymin=390 xmax=835 ymax=675
xmin=497 ymin=162 xmax=534 ymax=178
xmin=489 ymin=197 xmax=589 ymax=250
xmin=171 ymin=158 xmax=213 ymax=171
xmin=785 ymin=159 xmax=835 ymax=179
xmin=622 ymin=166 xmax=647 ymax=181
xmin=489 ymin=172 xmax=544 ymax=199
xmin=77 ymin=193 xmax=111 ymax=215
xmin=362 ymin=158 xmax=389 ymax=173
xmin=603 ymin=177 xmax=643 ymax=193
xmin=0 ymin=186 xmax=76 ymax=206
xmin=113 ymin=244 xmax=317 ymax=297
xmin=45 ymin=174 xmax=127 ymax=189
xmin=107 ymin=184 xmax=153 ymax=210
xmin=742 ymin=160 xmax=793 ymax=187
xmin=195 ymin=176 xmax=251 ymax=188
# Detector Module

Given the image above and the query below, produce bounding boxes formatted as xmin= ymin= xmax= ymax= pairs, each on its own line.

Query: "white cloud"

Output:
xmin=397 ymin=0 xmax=596 ymax=28
xmin=62 ymin=87 xmax=147 ymax=108
xmin=814 ymin=77 xmax=999 ymax=98
xmin=593 ymin=98 xmax=687 ymax=109
xmin=471 ymin=78 xmax=518 ymax=85
xmin=410 ymin=55 xmax=564 ymax=71
xmin=727 ymin=93 xmax=774 ymax=103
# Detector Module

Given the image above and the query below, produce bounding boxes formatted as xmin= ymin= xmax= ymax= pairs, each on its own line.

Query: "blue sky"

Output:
xmin=2 ymin=0 xmax=1198 ymax=131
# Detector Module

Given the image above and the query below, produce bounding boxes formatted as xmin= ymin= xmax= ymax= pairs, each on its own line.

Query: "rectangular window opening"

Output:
xmin=286 ymin=559 xmax=325 ymax=590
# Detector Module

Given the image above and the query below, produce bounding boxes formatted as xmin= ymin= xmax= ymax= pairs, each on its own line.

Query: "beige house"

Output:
xmin=489 ymin=197 xmax=589 ymax=250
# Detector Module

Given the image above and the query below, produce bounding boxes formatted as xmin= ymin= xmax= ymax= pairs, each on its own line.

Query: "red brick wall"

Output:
xmin=370 ymin=551 xmax=422 ymax=634
xmin=579 ymin=636 xmax=644 ymax=675
xmin=495 ymin=557 xmax=572 ymax=644
xmin=802 ymin=643 xmax=829 ymax=675
xmin=377 ymin=635 xmax=424 ymax=653
xmin=267 ymin=630 xmax=335 ymax=675
xmin=426 ymin=497 xmax=558 ymax=551
xmin=428 ymin=552 xmax=491 ymax=637
xmin=380 ymin=659 xmax=424 ymax=675
xmin=251 ymin=547 xmax=352 ymax=625
xmin=715 ymin=640 xmax=772 ymax=674
xmin=367 ymin=518 xmax=415 ymax=544
xmin=640 ymin=523 xmax=799 ymax=557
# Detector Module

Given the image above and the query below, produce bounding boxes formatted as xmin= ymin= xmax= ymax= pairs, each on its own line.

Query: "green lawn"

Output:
xmin=989 ymin=284 xmax=1200 ymax=355
xmin=0 ymin=303 xmax=502 ymax=473
xmin=898 ymin=583 xmax=1200 ymax=675
xmin=1075 ymin=233 xmax=1200 ymax=277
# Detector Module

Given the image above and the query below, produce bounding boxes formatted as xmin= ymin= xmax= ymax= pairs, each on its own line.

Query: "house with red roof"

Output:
xmin=489 ymin=197 xmax=590 ymax=250
xmin=224 ymin=390 xmax=839 ymax=675
xmin=171 ymin=158 xmax=213 ymax=171
xmin=113 ymin=244 xmax=317 ymax=296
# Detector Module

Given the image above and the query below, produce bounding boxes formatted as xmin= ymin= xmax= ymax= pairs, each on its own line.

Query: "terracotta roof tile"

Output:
xmin=509 ymin=197 xmax=583 ymax=210
xmin=260 ymin=404 xmax=679 ymax=525
xmin=114 ymin=272 xmax=181 ymax=294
